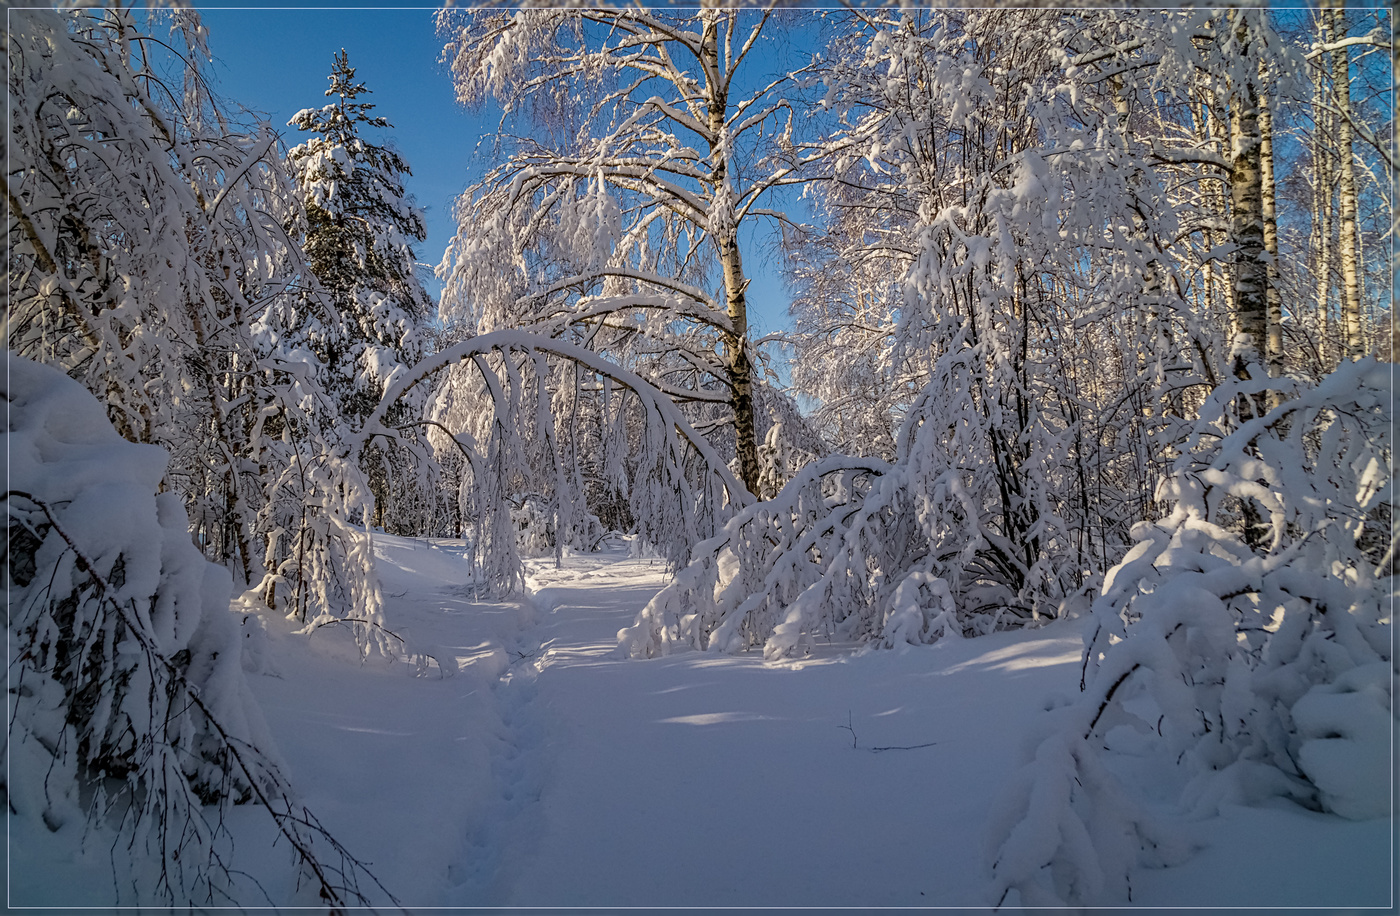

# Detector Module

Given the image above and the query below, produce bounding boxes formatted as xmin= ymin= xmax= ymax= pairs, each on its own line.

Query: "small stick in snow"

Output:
xmin=839 ymin=710 xmax=858 ymax=749
xmin=868 ymin=741 xmax=938 ymax=753
xmin=839 ymin=711 xmax=936 ymax=752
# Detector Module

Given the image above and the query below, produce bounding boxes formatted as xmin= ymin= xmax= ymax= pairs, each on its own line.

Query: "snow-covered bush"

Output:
xmin=620 ymin=324 xmax=1091 ymax=659
xmin=619 ymin=433 xmax=1056 ymax=660
xmin=6 ymin=356 xmax=265 ymax=821
xmin=621 ymin=456 xmax=884 ymax=658
xmin=625 ymin=446 xmax=1047 ymax=660
xmin=986 ymin=359 xmax=1394 ymax=906
xmin=4 ymin=356 xmax=390 ymax=907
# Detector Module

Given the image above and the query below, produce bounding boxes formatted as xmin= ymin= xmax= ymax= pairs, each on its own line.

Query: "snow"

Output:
xmin=1130 ymin=803 xmax=1392 ymax=908
xmin=491 ymin=559 xmax=1084 ymax=908
xmin=1292 ymin=663 xmax=1395 ymax=821
xmin=10 ymin=6 xmax=1394 ymax=911
xmin=33 ymin=534 xmax=1370 ymax=910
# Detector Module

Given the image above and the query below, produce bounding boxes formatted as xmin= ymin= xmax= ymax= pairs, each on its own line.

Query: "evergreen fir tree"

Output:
xmin=288 ymin=50 xmax=439 ymax=532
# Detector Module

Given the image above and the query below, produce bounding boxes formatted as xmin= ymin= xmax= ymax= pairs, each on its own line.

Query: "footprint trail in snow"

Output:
xmin=448 ymin=547 xmax=1085 ymax=909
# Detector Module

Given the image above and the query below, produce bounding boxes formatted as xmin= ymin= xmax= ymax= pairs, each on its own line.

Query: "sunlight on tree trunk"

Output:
xmin=1229 ymin=12 xmax=1267 ymax=382
xmin=1328 ymin=0 xmax=1365 ymax=357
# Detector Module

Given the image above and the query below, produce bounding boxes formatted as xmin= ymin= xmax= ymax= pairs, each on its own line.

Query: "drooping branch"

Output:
xmin=361 ymin=329 xmax=750 ymax=508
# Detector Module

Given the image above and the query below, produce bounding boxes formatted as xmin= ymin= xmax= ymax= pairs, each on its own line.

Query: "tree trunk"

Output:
xmin=1312 ymin=6 xmax=1335 ymax=368
xmin=719 ymin=236 xmax=759 ymax=495
xmin=1259 ymin=72 xmax=1284 ymax=391
xmin=1329 ymin=0 xmax=1365 ymax=357
xmin=702 ymin=10 xmax=760 ymax=495
xmin=1205 ymin=95 xmax=1232 ymax=323
xmin=1229 ymin=15 xmax=1267 ymax=383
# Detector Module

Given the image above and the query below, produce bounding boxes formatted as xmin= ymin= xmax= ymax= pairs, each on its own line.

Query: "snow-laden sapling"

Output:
xmin=986 ymin=360 xmax=1394 ymax=907
xmin=5 ymin=357 xmax=394 ymax=909
xmin=619 ymin=442 xmax=1039 ymax=659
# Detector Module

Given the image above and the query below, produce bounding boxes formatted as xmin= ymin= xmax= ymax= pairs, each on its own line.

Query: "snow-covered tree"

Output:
xmin=767 ymin=9 xmax=1204 ymax=642
xmin=360 ymin=330 xmax=750 ymax=595
xmin=1123 ymin=7 xmax=1392 ymax=379
xmin=5 ymin=7 xmax=386 ymax=643
xmin=1296 ymin=4 xmax=1394 ymax=365
xmin=435 ymin=7 xmax=821 ymax=496
xmin=623 ymin=5 xmax=1389 ymax=660
xmin=5 ymin=356 xmax=392 ymax=908
xmin=782 ymin=195 xmax=905 ymax=461
xmin=287 ymin=50 xmax=438 ymax=535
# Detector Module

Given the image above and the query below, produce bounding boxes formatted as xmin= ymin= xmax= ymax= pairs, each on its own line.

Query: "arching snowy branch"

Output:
xmin=360 ymin=330 xmax=751 ymax=594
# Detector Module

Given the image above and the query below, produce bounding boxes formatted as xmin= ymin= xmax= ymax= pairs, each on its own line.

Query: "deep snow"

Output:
xmin=11 ymin=534 xmax=1394 ymax=910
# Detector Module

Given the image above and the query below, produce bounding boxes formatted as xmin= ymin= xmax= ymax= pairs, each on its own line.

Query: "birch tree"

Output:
xmin=1207 ymin=9 xmax=1274 ymax=389
xmin=435 ymin=7 xmax=816 ymax=495
xmin=1326 ymin=0 xmax=1365 ymax=357
xmin=1258 ymin=67 xmax=1284 ymax=385
xmin=1311 ymin=8 xmax=1336 ymax=366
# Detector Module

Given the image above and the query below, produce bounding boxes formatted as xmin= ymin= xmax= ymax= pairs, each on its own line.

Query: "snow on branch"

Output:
xmin=987 ymin=360 xmax=1394 ymax=907
xmin=361 ymin=330 xmax=751 ymax=594
xmin=5 ymin=356 xmax=395 ymax=909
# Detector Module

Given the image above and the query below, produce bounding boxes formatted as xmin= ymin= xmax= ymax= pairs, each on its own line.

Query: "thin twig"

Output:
xmin=838 ymin=710 xmax=858 ymax=749
xmin=869 ymin=741 xmax=938 ymax=753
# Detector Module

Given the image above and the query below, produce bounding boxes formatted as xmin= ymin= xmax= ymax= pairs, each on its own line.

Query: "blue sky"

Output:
xmin=198 ymin=8 xmax=798 ymax=333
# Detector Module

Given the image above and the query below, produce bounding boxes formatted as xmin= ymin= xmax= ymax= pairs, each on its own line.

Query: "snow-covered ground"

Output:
xmin=13 ymin=533 xmax=1390 ymax=910
xmin=211 ymin=534 xmax=1392 ymax=911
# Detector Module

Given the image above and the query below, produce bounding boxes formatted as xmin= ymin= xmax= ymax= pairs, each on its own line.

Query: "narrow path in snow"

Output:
xmin=445 ymin=547 xmax=1088 ymax=909
xmin=444 ymin=548 xmax=673 ymax=904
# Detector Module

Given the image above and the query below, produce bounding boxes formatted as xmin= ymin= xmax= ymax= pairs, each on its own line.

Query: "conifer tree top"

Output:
xmin=286 ymin=48 xmax=422 ymax=240
xmin=290 ymin=49 xmax=391 ymax=141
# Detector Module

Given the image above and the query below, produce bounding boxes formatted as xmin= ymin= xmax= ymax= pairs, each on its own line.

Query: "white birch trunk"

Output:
xmin=1329 ymin=0 xmax=1365 ymax=357
xmin=701 ymin=8 xmax=760 ymax=494
xmin=1259 ymin=74 xmax=1283 ymax=386
xmin=1229 ymin=15 xmax=1268 ymax=381
xmin=1312 ymin=7 xmax=1335 ymax=367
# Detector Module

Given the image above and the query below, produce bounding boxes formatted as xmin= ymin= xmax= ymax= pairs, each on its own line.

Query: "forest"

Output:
xmin=5 ymin=4 xmax=1394 ymax=910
